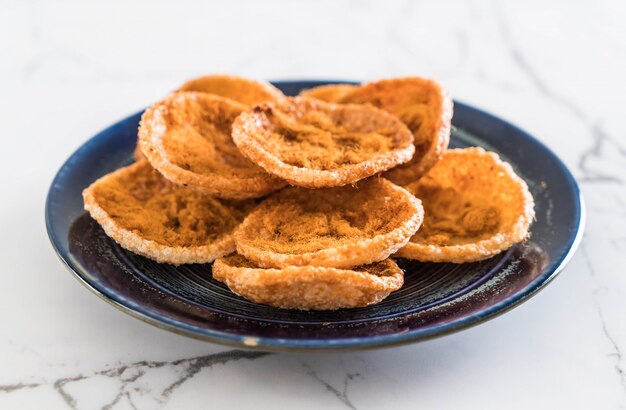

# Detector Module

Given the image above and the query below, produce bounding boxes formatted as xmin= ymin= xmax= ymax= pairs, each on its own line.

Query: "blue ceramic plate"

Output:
xmin=46 ymin=81 xmax=584 ymax=351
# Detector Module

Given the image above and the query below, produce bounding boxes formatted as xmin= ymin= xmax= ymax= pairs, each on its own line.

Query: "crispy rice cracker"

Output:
xmin=339 ymin=77 xmax=453 ymax=185
xmin=299 ymin=84 xmax=357 ymax=103
xmin=82 ymin=161 xmax=255 ymax=264
xmin=213 ymin=254 xmax=404 ymax=310
xmin=396 ymin=147 xmax=535 ymax=263
xmin=138 ymin=92 xmax=285 ymax=199
xmin=231 ymin=97 xmax=415 ymax=188
xmin=234 ymin=178 xmax=423 ymax=268
xmin=178 ymin=74 xmax=284 ymax=106
xmin=133 ymin=143 xmax=145 ymax=162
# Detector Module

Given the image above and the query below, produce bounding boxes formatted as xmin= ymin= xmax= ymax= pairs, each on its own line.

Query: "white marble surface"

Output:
xmin=1 ymin=0 xmax=625 ymax=408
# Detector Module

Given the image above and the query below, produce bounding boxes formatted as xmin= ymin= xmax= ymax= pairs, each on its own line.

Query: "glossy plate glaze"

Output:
xmin=46 ymin=81 xmax=584 ymax=351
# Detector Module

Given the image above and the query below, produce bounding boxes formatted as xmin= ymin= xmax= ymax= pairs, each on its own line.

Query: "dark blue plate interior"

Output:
xmin=46 ymin=81 xmax=584 ymax=351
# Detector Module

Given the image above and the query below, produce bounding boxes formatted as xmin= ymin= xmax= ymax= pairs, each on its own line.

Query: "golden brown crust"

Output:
xmin=231 ymin=97 xmax=415 ymax=188
xmin=178 ymin=74 xmax=285 ymax=106
xmin=234 ymin=178 xmax=424 ymax=268
xmin=212 ymin=254 xmax=404 ymax=310
xmin=133 ymin=143 xmax=145 ymax=162
xmin=138 ymin=92 xmax=286 ymax=199
xmin=339 ymin=77 xmax=453 ymax=185
xmin=395 ymin=147 xmax=535 ymax=263
xmin=299 ymin=84 xmax=357 ymax=102
xmin=82 ymin=161 xmax=255 ymax=264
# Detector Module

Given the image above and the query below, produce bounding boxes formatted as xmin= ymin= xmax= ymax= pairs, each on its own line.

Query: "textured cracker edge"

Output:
xmin=230 ymin=98 xmax=416 ymax=189
xmin=394 ymin=147 xmax=536 ymax=263
xmin=82 ymin=167 xmax=236 ymax=265
xmin=234 ymin=178 xmax=424 ymax=268
xmin=212 ymin=257 xmax=404 ymax=310
xmin=137 ymin=92 xmax=286 ymax=199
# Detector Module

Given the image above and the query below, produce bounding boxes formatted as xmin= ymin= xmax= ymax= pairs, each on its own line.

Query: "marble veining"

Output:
xmin=581 ymin=243 xmax=626 ymax=394
xmin=1 ymin=350 xmax=270 ymax=409
xmin=302 ymin=363 xmax=361 ymax=410
xmin=493 ymin=1 xmax=625 ymax=185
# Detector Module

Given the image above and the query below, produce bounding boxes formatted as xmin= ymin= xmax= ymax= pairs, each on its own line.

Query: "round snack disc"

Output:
xmin=234 ymin=177 xmax=424 ymax=269
xmin=178 ymin=74 xmax=285 ymax=106
xmin=231 ymin=96 xmax=415 ymax=188
xmin=299 ymin=83 xmax=357 ymax=102
xmin=339 ymin=77 xmax=453 ymax=185
xmin=82 ymin=161 xmax=255 ymax=264
xmin=133 ymin=143 xmax=145 ymax=162
xmin=396 ymin=147 xmax=535 ymax=263
xmin=138 ymin=92 xmax=286 ymax=199
xmin=212 ymin=254 xmax=404 ymax=310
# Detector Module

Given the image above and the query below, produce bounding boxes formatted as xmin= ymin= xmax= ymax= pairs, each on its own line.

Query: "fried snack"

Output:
xmin=234 ymin=178 xmax=423 ymax=268
xmin=231 ymin=97 xmax=415 ymax=188
xmin=213 ymin=254 xmax=404 ymax=310
xmin=138 ymin=92 xmax=286 ymax=199
xmin=299 ymin=83 xmax=357 ymax=102
xmin=339 ymin=77 xmax=453 ymax=185
xmin=396 ymin=147 xmax=535 ymax=263
xmin=178 ymin=74 xmax=284 ymax=106
xmin=83 ymin=161 xmax=255 ymax=264
xmin=133 ymin=143 xmax=145 ymax=161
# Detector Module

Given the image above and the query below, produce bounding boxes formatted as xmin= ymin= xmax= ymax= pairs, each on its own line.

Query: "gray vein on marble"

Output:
xmin=54 ymin=375 xmax=88 ymax=409
xmin=0 ymin=382 xmax=41 ymax=393
xmin=0 ymin=350 xmax=270 ymax=409
xmin=302 ymin=363 xmax=360 ymax=410
xmin=492 ymin=0 xmax=625 ymax=185
xmin=599 ymin=312 xmax=626 ymax=392
xmin=494 ymin=1 xmax=584 ymax=120
xmin=581 ymin=243 xmax=626 ymax=398
xmin=578 ymin=123 xmax=625 ymax=185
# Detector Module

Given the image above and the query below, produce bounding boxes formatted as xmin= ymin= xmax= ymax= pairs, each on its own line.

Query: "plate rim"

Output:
xmin=45 ymin=80 xmax=585 ymax=352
